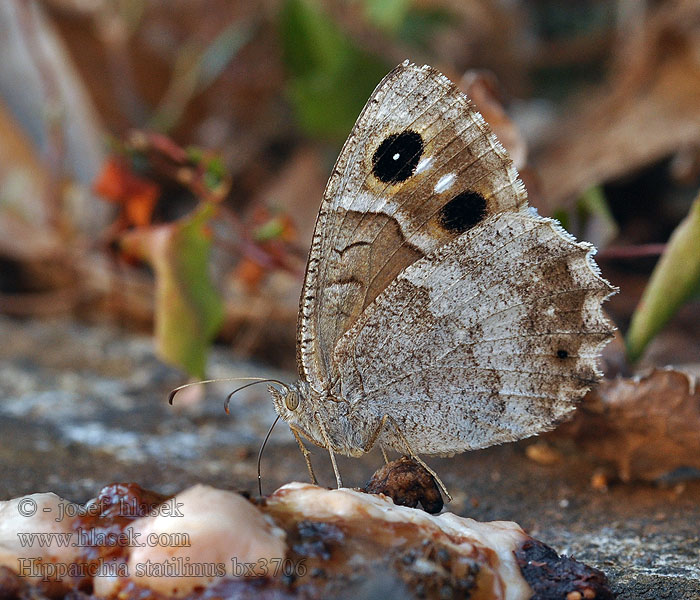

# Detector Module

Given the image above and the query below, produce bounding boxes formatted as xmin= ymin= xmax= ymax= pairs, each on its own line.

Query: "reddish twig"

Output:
xmin=597 ymin=243 xmax=666 ymax=260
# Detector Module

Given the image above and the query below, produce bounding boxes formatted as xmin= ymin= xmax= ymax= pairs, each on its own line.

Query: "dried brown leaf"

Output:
xmin=460 ymin=70 xmax=527 ymax=170
xmin=93 ymin=157 xmax=160 ymax=228
xmin=0 ymin=99 xmax=60 ymax=261
xmin=555 ymin=368 xmax=700 ymax=482
xmin=535 ymin=0 xmax=700 ymax=210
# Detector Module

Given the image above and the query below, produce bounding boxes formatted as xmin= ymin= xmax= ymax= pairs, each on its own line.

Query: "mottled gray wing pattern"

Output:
xmin=333 ymin=212 xmax=616 ymax=454
xmin=298 ymin=61 xmax=527 ymax=393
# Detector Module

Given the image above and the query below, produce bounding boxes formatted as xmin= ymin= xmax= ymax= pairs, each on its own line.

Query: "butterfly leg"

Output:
xmin=380 ymin=444 xmax=390 ymax=464
xmin=358 ymin=416 xmax=398 ymax=466
xmin=314 ymin=412 xmax=343 ymax=488
xmin=360 ymin=416 xmax=447 ymax=498
xmin=290 ymin=426 xmax=318 ymax=485
xmin=385 ymin=416 xmax=453 ymax=503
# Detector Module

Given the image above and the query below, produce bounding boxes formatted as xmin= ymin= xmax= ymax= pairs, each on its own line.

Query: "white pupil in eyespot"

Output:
xmin=392 ymin=153 xmax=400 ymax=160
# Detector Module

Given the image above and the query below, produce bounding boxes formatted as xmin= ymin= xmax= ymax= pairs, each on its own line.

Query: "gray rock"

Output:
xmin=0 ymin=315 xmax=698 ymax=597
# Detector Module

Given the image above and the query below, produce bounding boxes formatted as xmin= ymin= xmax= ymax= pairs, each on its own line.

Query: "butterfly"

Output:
xmin=268 ymin=61 xmax=617 ymax=494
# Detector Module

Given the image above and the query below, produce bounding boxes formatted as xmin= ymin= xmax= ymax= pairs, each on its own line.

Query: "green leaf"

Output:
xmin=363 ymin=0 xmax=411 ymax=33
xmin=121 ymin=204 xmax=224 ymax=378
xmin=205 ymin=156 xmax=226 ymax=183
xmin=363 ymin=0 xmax=452 ymax=44
xmin=254 ymin=217 xmax=286 ymax=242
xmin=397 ymin=7 xmax=452 ymax=48
xmin=552 ymin=187 xmax=618 ymax=249
xmin=626 ymin=192 xmax=700 ymax=362
xmin=576 ymin=186 xmax=619 ymax=249
xmin=279 ymin=0 xmax=390 ymax=141
xmin=185 ymin=146 xmax=204 ymax=164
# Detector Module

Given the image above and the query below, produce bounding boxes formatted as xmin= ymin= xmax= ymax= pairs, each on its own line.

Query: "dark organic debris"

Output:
xmin=363 ymin=456 xmax=444 ymax=513
xmin=291 ymin=520 xmax=345 ymax=561
xmin=515 ymin=539 xmax=613 ymax=600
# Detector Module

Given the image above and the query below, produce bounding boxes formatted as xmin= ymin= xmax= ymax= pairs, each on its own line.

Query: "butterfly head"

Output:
xmin=268 ymin=381 xmax=326 ymax=447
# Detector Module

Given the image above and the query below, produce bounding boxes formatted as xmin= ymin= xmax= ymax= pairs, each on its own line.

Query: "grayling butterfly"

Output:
xmin=167 ymin=61 xmax=617 ymax=496
xmin=264 ymin=60 xmax=617 ymax=494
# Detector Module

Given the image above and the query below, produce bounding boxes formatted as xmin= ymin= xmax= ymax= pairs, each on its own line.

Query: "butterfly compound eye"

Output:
xmin=285 ymin=392 xmax=299 ymax=411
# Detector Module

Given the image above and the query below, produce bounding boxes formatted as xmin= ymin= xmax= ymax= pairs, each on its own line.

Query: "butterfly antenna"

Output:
xmin=223 ymin=379 xmax=287 ymax=414
xmin=167 ymin=377 xmax=285 ymax=406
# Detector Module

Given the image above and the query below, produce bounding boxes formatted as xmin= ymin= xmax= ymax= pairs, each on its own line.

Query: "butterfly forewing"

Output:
xmin=298 ymin=62 xmax=527 ymax=391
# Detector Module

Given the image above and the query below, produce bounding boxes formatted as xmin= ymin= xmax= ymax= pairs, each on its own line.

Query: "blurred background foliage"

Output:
xmin=0 ymin=0 xmax=699 ymax=377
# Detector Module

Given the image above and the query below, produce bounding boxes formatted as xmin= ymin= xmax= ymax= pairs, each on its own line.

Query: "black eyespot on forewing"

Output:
xmin=557 ymin=349 xmax=569 ymax=359
xmin=372 ymin=131 xmax=423 ymax=184
xmin=439 ymin=190 xmax=488 ymax=233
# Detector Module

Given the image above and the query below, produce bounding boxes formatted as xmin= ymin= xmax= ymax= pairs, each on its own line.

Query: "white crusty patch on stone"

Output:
xmin=268 ymin=483 xmax=533 ymax=600
xmin=0 ymin=492 xmax=83 ymax=582
xmin=118 ymin=485 xmax=286 ymax=598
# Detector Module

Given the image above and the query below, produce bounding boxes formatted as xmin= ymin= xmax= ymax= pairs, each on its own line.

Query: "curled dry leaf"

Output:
xmin=460 ymin=70 xmax=527 ymax=170
xmin=0 ymin=96 xmax=61 ymax=261
xmin=120 ymin=204 xmax=223 ymax=379
xmin=93 ymin=157 xmax=160 ymax=229
xmin=555 ymin=368 xmax=700 ymax=482
xmin=535 ymin=0 xmax=700 ymax=210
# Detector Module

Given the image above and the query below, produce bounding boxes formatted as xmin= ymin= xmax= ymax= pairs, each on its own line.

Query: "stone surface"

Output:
xmin=0 ymin=315 xmax=699 ymax=598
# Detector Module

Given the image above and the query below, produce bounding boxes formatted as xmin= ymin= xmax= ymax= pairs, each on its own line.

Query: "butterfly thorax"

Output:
xmin=270 ymin=382 xmax=370 ymax=457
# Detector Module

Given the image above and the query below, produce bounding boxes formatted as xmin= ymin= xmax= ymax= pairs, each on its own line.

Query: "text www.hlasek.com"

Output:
xmin=17 ymin=528 xmax=190 ymax=549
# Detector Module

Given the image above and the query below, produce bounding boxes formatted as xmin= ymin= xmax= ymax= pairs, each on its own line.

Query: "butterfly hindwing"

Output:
xmin=333 ymin=212 xmax=616 ymax=454
xmin=298 ymin=62 xmax=527 ymax=391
